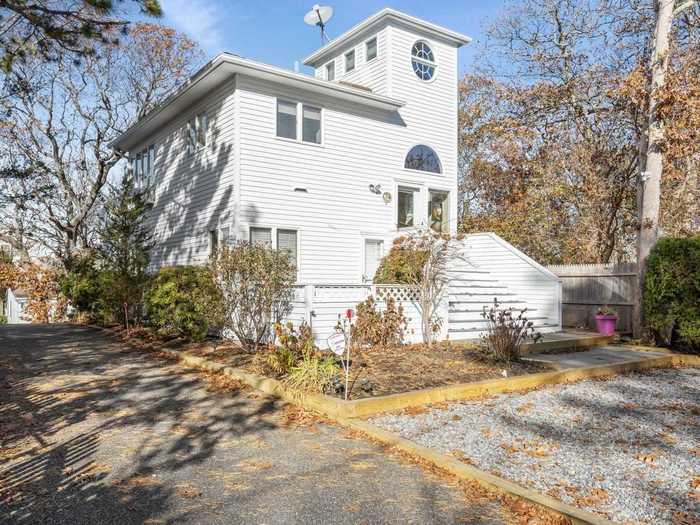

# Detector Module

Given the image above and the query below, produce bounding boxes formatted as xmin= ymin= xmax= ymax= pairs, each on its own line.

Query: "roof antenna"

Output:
xmin=304 ymin=4 xmax=334 ymax=44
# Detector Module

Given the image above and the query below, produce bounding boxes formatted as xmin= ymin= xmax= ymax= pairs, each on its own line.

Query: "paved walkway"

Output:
xmin=0 ymin=325 xmax=514 ymax=525
xmin=524 ymin=345 xmax=669 ymax=369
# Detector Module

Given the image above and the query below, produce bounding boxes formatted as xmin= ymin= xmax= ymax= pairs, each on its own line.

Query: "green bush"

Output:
xmin=0 ymin=314 xmax=7 ymax=325
xmin=373 ymin=237 xmax=427 ymax=284
xmin=60 ymin=252 xmax=108 ymax=322
xmin=144 ymin=266 xmax=222 ymax=341
xmin=643 ymin=235 xmax=700 ymax=353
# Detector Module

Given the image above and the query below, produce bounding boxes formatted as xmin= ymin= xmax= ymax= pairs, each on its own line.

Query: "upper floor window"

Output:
xmin=365 ymin=37 xmax=377 ymax=61
xmin=186 ymin=111 xmax=207 ymax=156
xmin=325 ymin=61 xmax=335 ymax=81
xmin=276 ymin=100 xmax=297 ymax=140
xmin=302 ymin=106 xmax=322 ymax=144
xmin=132 ymin=143 xmax=156 ymax=192
xmin=404 ymin=145 xmax=442 ymax=174
xmin=344 ymin=50 xmax=355 ymax=73
xmin=411 ymin=41 xmax=436 ymax=81
xmin=276 ymin=99 xmax=322 ymax=145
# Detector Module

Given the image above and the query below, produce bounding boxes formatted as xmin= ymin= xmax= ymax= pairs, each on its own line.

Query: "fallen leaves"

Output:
xmin=236 ymin=459 xmax=273 ymax=472
xmin=635 ymin=451 xmax=661 ymax=464
xmin=176 ymin=484 xmax=202 ymax=498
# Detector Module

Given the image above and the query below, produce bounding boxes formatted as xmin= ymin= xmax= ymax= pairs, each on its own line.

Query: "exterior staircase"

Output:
xmin=446 ymin=237 xmax=561 ymax=340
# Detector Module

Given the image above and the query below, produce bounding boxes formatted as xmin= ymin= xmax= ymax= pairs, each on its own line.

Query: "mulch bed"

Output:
xmin=112 ymin=326 xmax=551 ymax=401
xmin=349 ymin=343 xmax=551 ymax=399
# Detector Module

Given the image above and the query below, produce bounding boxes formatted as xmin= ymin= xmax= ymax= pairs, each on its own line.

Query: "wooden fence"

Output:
xmin=546 ymin=263 xmax=638 ymax=334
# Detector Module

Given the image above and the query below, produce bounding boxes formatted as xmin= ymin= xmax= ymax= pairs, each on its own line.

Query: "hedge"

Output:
xmin=144 ymin=266 xmax=222 ymax=342
xmin=643 ymin=235 xmax=700 ymax=353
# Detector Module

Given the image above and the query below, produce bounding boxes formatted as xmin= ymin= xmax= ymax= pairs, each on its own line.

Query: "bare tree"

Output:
xmin=399 ymin=231 xmax=462 ymax=345
xmin=0 ymin=23 xmax=201 ymax=263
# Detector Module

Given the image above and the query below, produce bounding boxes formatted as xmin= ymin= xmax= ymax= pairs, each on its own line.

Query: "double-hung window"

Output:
xmin=277 ymin=229 xmax=298 ymax=269
xmin=131 ymin=143 xmax=156 ymax=197
xmin=276 ymin=100 xmax=297 ymax=140
xmin=276 ymin=100 xmax=322 ymax=145
xmin=186 ymin=111 xmax=208 ymax=156
xmin=325 ymin=61 xmax=335 ymax=81
xmin=345 ymin=50 xmax=355 ymax=73
xmin=365 ymin=37 xmax=377 ymax=61
xmin=249 ymin=227 xmax=298 ymax=270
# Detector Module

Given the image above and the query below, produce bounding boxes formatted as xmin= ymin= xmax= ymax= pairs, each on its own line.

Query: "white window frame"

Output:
xmin=131 ymin=143 xmax=157 ymax=198
xmin=403 ymin=143 xmax=443 ymax=175
xmin=186 ymin=111 xmax=208 ymax=156
xmin=275 ymin=99 xmax=298 ymax=141
xmin=396 ymin=185 xmax=420 ymax=231
xmin=427 ymin=188 xmax=450 ymax=234
xmin=247 ymin=224 xmax=301 ymax=277
xmin=344 ymin=49 xmax=355 ymax=73
xmin=365 ymin=37 xmax=378 ymax=62
xmin=409 ymin=39 xmax=438 ymax=83
xmin=325 ymin=60 xmax=335 ymax=81
xmin=274 ymin=98 xmax=324 ymax=146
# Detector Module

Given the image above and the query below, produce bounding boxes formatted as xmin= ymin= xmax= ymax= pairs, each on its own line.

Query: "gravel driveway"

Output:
xmin=372 ymin=367 xmax=700 ymax=524
xmin=0 ymin=324 xmax=517 ymax=525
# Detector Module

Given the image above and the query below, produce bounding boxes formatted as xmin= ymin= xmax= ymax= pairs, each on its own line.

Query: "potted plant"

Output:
xmin=594 ymin=306 xmax=618 ymax=335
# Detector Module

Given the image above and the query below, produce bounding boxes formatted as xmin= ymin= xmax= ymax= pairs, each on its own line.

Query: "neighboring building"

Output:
xmin=112 ymin=9 xmax=562 ymax=341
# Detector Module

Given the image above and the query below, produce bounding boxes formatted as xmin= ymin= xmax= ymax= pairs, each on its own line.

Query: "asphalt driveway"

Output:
xmin=0 ymin=324 xmax=515 ymax=525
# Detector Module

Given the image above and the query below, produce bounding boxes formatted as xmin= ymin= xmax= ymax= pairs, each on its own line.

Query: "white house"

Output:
xmin=112 ymin=8 xmax=562 ymax=343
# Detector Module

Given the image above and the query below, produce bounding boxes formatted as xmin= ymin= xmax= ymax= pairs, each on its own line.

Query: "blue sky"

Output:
xmin=157 ymin=0 xmax=508 ymax=75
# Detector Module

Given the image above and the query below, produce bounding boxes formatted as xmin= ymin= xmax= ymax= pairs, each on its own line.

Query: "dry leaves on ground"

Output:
xmin=176 ymin=484 xmax=202 ymax=498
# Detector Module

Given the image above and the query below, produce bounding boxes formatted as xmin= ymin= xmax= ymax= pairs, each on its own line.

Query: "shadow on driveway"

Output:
xmin=0 ymin=324 xmax=512 ymax=525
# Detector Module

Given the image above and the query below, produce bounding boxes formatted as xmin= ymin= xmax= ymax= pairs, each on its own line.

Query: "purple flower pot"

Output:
xmin=594 ymin=314 xmax=618 ymax=336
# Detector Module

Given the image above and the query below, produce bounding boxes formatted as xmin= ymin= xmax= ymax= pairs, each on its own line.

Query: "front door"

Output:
xmin=364 ymin=239 xmax=383 ymax=282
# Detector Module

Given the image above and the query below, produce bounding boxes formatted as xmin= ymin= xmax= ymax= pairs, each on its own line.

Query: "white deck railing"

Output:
xmin=285 ymin=284 xmax=446 ymax=347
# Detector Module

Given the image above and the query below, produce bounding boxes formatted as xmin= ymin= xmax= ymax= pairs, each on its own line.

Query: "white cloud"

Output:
xmin=159 ymin=0 xmax=226 ymax=53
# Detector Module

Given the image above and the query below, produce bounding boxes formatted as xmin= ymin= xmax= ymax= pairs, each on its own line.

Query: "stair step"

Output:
xmin=449 ymin=307 xmax=539 ymax=314
xmin=448 ymin=322 xmax=559 ymax=334
xmin=449 ymin=292 xmax=517 ymax=298
xmin=450 ymin=285 xmax=506 ymax=289
xmin=448 ymin=315 xmax=549 ymax=323
xmin=449 ymin=279 xmax=499 ymax=284
xmin=449 ymin=299 xmax=525 ymax=305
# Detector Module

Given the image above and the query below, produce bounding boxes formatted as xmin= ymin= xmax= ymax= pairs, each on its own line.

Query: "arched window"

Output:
xmin=411 ymin=41 xmax=436 ymax=81
xmin=404 ymin=145 xmax=442 ymax=174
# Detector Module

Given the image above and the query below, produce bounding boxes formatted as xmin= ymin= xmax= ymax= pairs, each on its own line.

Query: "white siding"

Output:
xmin=134 ymin=17 xmax=461 ymax=287
xmin=314 ymin=25 xmax=390 ymax=96
xmin=130 ymin=78 xmax=238 ymax=269
xmin=461 ymin=233 xmax=562 ymax=330
xmin=236 ymin=70 xmax=457 ymax=283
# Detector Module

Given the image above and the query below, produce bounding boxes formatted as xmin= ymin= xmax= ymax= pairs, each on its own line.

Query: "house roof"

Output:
xmin=303 ymin=8 xmax=472 ymax=66
xmin=111 ymin=53 xmax=405 ymax=152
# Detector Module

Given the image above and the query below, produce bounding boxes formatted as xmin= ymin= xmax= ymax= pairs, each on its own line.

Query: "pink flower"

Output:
xmin=346 ymin=309 xmax=354 ymax=320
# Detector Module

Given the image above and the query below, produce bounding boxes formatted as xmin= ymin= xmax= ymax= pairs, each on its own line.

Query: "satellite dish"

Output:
xmin=304 ymin=4 xmax=333 ymax=43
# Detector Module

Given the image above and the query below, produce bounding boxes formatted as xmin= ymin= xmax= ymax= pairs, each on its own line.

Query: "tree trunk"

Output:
xmin=635 ymin=0 xmax=675 ymax=338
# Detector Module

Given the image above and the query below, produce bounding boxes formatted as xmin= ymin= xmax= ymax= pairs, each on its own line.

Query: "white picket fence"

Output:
xmin=283 ymin=284 xmax=448 ymax=348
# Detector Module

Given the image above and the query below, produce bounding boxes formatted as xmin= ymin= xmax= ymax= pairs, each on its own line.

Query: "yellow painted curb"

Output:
xmin=105 ymin=326 xmax=699 ymax=420
xmin=339 ymin=418 xmax=614 ymax=525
